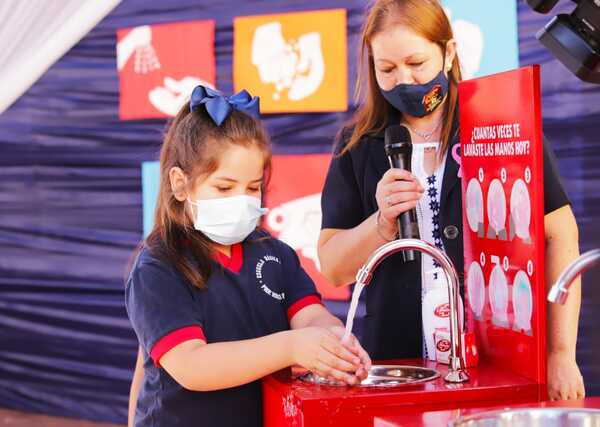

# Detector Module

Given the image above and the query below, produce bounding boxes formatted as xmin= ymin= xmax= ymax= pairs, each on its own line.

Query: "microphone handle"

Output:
xmin=389 ymin=154 xmax=420 ymax=262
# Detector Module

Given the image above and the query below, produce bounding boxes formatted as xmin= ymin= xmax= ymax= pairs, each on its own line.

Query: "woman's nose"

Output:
xmin=394 ymin=67 xmax=415 ymax=86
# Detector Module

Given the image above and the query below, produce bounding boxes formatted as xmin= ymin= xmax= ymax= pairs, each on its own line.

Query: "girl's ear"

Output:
xmin=169 ymin=167 xmax=188 ymax=202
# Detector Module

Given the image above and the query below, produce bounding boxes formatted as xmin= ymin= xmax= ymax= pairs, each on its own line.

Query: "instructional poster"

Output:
xmin=459 ymin=66 xmax=546 ymax=386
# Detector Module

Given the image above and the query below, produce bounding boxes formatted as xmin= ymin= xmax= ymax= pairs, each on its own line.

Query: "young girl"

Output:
xmin=126 ymin=85 xmax=370 ymax=427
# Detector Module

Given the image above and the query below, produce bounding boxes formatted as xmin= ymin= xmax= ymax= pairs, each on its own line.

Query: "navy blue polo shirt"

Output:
xmin=125 ymin=230 xmax=322 ymax=427
xmin=320 ymin=124 xmax=570 ymax=360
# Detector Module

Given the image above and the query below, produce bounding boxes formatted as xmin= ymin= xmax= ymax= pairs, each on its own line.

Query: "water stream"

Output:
xmin=342 ymin=281 xmax=366 ymax=344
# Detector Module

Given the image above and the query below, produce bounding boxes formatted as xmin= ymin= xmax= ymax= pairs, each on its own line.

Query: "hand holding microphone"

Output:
xmin=375 ymin=169 xmax=423 ymax=228
xmin=375 ymin=125 xmax=424 ymax=261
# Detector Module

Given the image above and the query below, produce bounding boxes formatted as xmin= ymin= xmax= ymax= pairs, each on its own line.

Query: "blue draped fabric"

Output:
xmin=0 ymin=0 xmax=598 ymax=423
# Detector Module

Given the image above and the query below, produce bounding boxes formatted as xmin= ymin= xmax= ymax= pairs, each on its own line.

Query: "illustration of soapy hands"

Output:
xmin=512 ymin=270 xmax=533 ymax=333
xmin=251 ymin=22 xmax=324 ymax=101
xmin=510 ymin=179 xmax=531 ymax=240
xmin=489 ymin=261 xmax=509 ymax=325
xmin=117 ymin=25 xmax=161 ymax=74
xmin=466 ymin=178 xmax=484 ymax=233
xmin=444 ymin=8 xmax=484 ymax=79
xmin=487 ymin=179 xmax=507 ymax=234
xmin=149 ymin=76 xmax=215 ymax=116
xmin=266 ymin=194 xmax=322 ymax=270
xmin=467 ymin=261 xmax=485 ymax=318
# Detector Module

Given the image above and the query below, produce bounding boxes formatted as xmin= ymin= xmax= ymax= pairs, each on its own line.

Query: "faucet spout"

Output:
xmin=355 ymin=238 xmax=469 ymax=383
xmin=548 ymin=249 xmax=600 ymax=304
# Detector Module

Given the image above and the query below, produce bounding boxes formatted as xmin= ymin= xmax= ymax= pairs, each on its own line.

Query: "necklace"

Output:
xmin=406 ymin=119 xmax=442 ymax=141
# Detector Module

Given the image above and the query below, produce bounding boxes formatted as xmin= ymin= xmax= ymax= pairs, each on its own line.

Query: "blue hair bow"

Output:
xmin=189 ymin=85 xmax=260 ymax=126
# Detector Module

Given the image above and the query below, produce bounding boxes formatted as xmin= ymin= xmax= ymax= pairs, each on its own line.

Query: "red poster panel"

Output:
xmin=117 ymin=20 xmax=216 ymax=120
xmin=264 ymin=154 xmax=349 ymax=301
xmin=459 ymin=66 xmax=546 ymax=387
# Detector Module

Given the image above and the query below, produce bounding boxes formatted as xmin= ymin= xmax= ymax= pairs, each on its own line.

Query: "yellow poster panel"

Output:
xmin=234 ymin=9 xmax=347 ymax=114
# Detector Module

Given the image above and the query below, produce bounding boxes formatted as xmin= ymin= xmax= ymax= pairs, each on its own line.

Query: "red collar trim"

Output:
xmin=215 ymin=243 xmax=243 ymax=273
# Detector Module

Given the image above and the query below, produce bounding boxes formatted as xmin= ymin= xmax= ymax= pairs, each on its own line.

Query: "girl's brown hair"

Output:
xmin=145 ymin=103 xmax=271 ymax=290
xmin=344 ymin=0 xmax=462 ymax=155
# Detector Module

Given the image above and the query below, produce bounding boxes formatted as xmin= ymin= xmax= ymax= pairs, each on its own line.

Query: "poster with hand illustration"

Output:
xmin=263 ymin=154 xmax=349 ymax=301
xmin=117 ymin=20 xmax=216 ymax=120
xmin=459 ymin=66 xmax=546 ymax=385
xmin=233 ymin=9 xmax=347 ymax=113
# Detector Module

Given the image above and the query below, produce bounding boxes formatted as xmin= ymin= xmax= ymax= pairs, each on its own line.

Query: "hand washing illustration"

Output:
xmin=251 ymin=22 xmax=325 ymax=102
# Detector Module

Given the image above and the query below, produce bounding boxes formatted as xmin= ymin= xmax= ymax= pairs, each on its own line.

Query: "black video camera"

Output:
xmin=527 ymin=0 xmax=600 ymax=83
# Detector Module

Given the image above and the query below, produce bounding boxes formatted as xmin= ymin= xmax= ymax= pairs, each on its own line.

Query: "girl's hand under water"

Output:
xmin=328 ymin=325 xmax=372 ymax=382
xmin=291 ymin=326 xmax=370 ymax=385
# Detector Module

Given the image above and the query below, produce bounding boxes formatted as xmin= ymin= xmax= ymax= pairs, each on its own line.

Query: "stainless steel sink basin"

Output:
xmin=450 ymin=408 xmax=600 ymax=427
xmin=299 ymin=364 xmax=439 ymax=388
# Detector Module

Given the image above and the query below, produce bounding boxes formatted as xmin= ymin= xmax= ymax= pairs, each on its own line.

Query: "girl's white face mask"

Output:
xmin=187 ymin=195 xmax=268 ymax=245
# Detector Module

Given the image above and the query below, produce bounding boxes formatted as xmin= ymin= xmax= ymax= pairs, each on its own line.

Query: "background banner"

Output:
xmin=234 ymin=9 xmax=348 ymax=113
xmin=117 ymin=20 xmax=216 ymax=119
xmin=442 ymin=0 xmax=519 ymax=79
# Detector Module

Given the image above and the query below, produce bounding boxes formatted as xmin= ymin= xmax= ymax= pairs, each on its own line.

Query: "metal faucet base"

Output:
xmin=444 ymin=369 xmax=470 ymax=383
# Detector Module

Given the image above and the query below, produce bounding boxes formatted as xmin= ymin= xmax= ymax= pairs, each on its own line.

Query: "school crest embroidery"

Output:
xmin=255 ymin=255 xmax=285 ymax=301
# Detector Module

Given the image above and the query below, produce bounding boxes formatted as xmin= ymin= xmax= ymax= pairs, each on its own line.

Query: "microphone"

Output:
xmin=384 ymin=125 xmax=420 ymax=262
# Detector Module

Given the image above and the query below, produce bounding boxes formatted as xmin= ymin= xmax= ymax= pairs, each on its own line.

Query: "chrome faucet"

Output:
xmin=355 ymin=238 xmax=469 ymax=383
xmin=548 ymin=249 xmax=600 ymax=304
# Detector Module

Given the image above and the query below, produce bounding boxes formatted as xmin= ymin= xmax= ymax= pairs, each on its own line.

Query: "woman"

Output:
xmin=318 ymin=0 xmax=584 ymax=401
